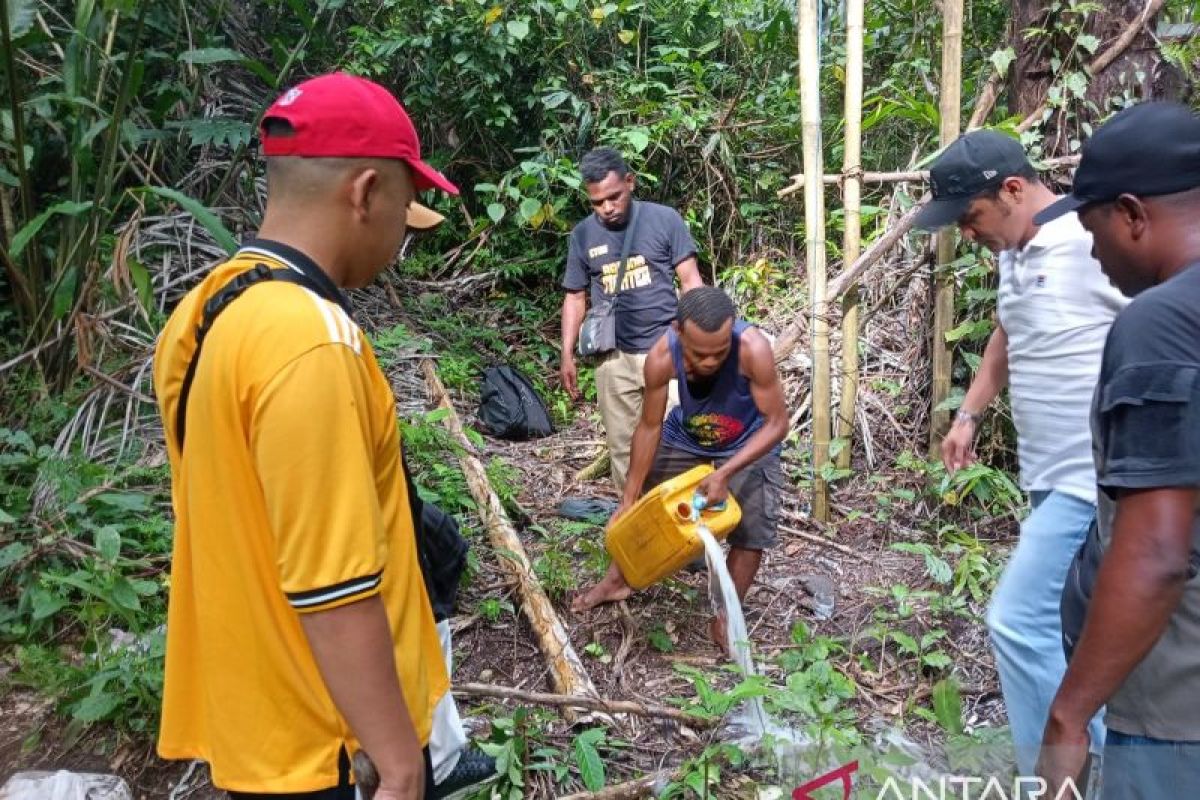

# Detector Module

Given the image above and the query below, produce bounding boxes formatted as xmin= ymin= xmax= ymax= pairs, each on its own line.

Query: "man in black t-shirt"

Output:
xmin=1035 ymin=102 xmax=1200 ymax=799
xmin=560 ymin=148 xmax=703 ymax=492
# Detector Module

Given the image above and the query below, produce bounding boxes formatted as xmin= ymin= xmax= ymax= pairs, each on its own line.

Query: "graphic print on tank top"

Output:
xmin=662 ymin=320 xmax=765 ymax=458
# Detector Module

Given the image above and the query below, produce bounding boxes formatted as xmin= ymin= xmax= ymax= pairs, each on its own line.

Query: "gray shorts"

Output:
xmin=645 ymin=444 xmax=783 ymax=551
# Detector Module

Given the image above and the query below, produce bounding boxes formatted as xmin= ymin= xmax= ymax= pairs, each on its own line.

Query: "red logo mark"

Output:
xmin=792 ymin=760 xmax=859 ymax=800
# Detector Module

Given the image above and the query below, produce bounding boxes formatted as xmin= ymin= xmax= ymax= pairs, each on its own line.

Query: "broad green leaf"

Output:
xmin=7 ymin=0 xmax=35 ymax=38
xmin=94 ymin=526 xmax=122 ymax=562
xmin=95 ymin=491 xmax=151 ymax=512
xmin=487 ymin=203 xmax=506 ymax=224
xmin=506 ymin=19 xmax=530 ymax=40
xmin=518 ymin=197 xmax=542 ymax=222
xmin=0 ymin=542 xmax=29 ymax=568
xmin=144 ymin=187 xmax=238 ymax=254
xmin=989 ymin=47 xmax=1016 ymax=76
xmin=0 ymin=166 xmax=17 ymax=187
xmin=53 ymin=266 xmax=79 ymax=320
xmin=31 ymin=587 xmax=67 ymax=620
xmin=932 ymin=677 xmax=964 ymax=735
xmin=573 ymin=732 xmax=605 ymax=791
xmin=542 ymin=91 xmax=572 ymax=110
xmin=9 ymin=200 xmax=93 ymax=258
xmin=73 ymin=691 xmax=120 ymax=723
xmin=128 ymin=257 xmax=153 ymax=310
xmin=169 ymin=118 xmax=254 ymax=149
xmin=626 ymin=129 xmax=650 ymax=153
xmin=617 ymin=29 xmax=635 ymax=45
xmin=1077 ymin=34 xmax=1100 ymax=54
xmin=590 ymin=6 xmax=606 ymax=24
xmin=180 ymin=47 xmax=245 ymax=65
xmin=109 ymin=577 xmax=142 ymax=612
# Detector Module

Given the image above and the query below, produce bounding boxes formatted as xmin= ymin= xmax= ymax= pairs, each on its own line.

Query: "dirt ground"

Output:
xmin=0 ymin=291 xmax=1015 ymax=797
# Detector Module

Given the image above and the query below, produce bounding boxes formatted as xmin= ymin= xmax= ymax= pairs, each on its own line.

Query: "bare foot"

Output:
xmin=571 ymin=572 xmax=632 ymax=613
xmin=709 ymin=613 xmax=731 ymax=658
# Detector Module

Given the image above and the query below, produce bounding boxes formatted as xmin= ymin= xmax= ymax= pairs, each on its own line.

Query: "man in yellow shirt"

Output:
xmin=153 ymin=73 xmax=475 ymax=799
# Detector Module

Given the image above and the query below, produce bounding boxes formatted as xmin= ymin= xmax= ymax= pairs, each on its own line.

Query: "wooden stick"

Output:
xmin=555 ymin=772 xmax=667 ymax=800
xmin=930 ymin=0 xmax=963 ymax=455
xmin=1016 ymin=0 xmax=1166 ymax=134
xmin=798 ymin=0 xmax=831 ymax=522
xmin=776 ymin=155 xmax=1080 ymax=196
xmin=422 ymin=360 xmax=600 ymax=720
xmin=452 ymin=682 xmax=714 ymax=728
xmin=836 ymin=0 xmax=865 ymax=471
xmin=779 ymin=523 xmax=871 ymax=563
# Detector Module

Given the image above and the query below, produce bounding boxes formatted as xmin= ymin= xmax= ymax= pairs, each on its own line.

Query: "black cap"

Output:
xmin=913 ymin=130 xmax=1031 ymax=230
xmin=1035 ymin=102 xmax=1200 ymax=225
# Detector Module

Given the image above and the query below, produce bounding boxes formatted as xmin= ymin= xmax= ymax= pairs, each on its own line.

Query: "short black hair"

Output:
xmin=677 ymin=286 xmax=736 ymax=333
xmin=974 ymin=163 xmax=1041 ymax=200
xmin=580 ymin=147 xmax=630 ymax=185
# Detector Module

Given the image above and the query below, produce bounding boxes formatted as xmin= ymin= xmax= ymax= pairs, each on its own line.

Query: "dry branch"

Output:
xmin=555 ymin=772 xmax=667 ymax=800
xmin=452 ymin=682 xmax=714 ymax=728
xmin=422 ymin=360 xmax=600 ymax=718
xmin=779 ymin=523 xmax=872 ymax=563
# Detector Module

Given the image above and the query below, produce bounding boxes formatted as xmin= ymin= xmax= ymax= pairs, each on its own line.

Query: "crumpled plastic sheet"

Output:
xmin=0 ymin=770 xmax=132 ymax=800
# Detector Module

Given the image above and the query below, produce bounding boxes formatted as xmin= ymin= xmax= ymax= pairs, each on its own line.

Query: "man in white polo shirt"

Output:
xmin=916 ymin=130 xmax=1126 ymax=776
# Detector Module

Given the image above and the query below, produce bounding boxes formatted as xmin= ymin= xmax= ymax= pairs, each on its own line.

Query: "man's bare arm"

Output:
xmin=675 ymin=256 xmax=703 ymax=293
xmin=301 ymin=596 xmax=426 ymax=798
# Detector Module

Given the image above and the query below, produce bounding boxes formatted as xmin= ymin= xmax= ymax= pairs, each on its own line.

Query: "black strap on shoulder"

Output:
xmin=173 ymin=263 xmax=322 ymax=451
xmin=611 ymin=200 xmax=641 ymax=301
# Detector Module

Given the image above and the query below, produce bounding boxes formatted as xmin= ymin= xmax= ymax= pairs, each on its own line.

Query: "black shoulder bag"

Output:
xmin=575 ymin=200 xmax=642 ymax=358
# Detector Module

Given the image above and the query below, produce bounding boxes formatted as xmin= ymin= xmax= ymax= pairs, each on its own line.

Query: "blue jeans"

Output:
xmin=1103 ymin=730 xmax=1200 ymax=800
xmin=986 ymin=490 xmax=1106 ymax=775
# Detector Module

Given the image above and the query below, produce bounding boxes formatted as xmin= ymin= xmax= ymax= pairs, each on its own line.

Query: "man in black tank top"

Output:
xmin=572 ymin=288 xmax=790 ymax=653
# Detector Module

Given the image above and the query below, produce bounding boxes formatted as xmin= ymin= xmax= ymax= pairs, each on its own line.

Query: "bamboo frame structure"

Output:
xmin=930 ymin=0 xmax=963 ymax=456
xmin=422 ymin=360 xmax=600 ymax=718
xmin=775 ymin=154 xmax=1080 ymax=197
xmin=798 ymin=0 xmax=830 ymax=521
xmin=835 ymin=0 xmax=865 ymax=471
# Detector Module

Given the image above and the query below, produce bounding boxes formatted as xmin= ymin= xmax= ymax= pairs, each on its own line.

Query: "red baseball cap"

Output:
xmin=260 ymin=72 xmax=458 ymax=195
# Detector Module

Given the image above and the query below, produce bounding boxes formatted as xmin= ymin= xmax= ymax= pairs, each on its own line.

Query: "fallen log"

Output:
xmin=422 ymin=360 xmax=599 ymax=720
xmin=452 ymin=682 xmax=714 ymax=728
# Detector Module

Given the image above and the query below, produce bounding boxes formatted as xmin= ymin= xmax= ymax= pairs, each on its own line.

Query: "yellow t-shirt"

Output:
xmin=153 ymin=242 xmax=448 ymax=793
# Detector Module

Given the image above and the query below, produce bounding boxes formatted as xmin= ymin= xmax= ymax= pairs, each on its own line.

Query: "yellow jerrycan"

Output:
xmin=605 ymin=464 xmax=742 ymax=590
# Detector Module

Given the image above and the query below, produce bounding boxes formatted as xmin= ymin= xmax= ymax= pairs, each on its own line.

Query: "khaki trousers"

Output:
xmin=595 ymin=349 xmax=677 ymax=493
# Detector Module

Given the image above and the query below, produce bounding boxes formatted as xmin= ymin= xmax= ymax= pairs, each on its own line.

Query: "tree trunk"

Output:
xmin=1008 ymin=0 xmax=1186 ymax=153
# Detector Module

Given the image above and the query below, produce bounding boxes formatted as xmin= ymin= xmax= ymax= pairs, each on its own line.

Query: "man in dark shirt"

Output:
xmin=560 ymin=148 xmax=703 ymax=492
xmin=1035 ymin=102 xmax=1200 ymax=798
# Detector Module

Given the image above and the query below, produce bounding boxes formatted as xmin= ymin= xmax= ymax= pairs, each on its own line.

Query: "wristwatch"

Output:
xmin=955 ymin=409 xmax=982 ymax=427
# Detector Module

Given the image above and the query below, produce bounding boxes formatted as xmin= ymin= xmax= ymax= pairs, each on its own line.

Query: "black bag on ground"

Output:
xmin=477 ymin=365 xmax=554 ymax=440
xmin=403 ymin=449 xmax=468 ymax=623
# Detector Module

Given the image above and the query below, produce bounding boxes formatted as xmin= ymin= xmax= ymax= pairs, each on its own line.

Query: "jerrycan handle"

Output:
xmin=690 ymin=491 xmax=727 ymax=517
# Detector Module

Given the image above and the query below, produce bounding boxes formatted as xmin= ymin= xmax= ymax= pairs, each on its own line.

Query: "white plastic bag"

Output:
xmin=0 ymin=770 xmax=132 ymax=800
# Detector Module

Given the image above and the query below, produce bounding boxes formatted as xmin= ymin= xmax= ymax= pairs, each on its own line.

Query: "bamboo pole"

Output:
xmin=835 ymin=0 xmax=865 ymax=471
xmin=798 ymin=0 xmax=830 ymax=521
xmin=421 ymin=360 xmax=599 ymax=717
xmin=930 ymin=0 xmax=963 ymax=457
